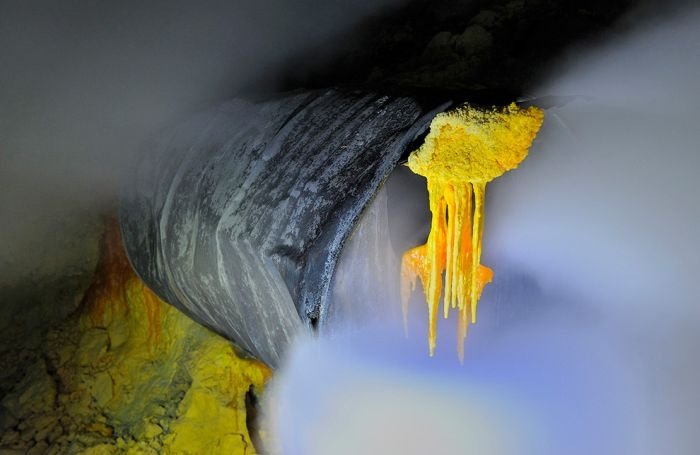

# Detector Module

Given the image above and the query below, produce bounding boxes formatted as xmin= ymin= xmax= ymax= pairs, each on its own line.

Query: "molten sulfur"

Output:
xmin=401 ymin=103 xmax=544 ymax=360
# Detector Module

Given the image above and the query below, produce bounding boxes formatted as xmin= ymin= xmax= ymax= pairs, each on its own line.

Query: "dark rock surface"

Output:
xmin=285 ymin=0 xmax=662 ymax=98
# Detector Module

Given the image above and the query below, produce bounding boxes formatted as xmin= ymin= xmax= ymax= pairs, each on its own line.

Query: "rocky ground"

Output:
xmin=0 ymin=221 xmax=270 ymax=454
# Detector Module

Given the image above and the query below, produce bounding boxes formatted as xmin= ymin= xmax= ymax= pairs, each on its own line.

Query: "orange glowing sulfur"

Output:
xmin=400 ymin=103 xmax=544 ymax=360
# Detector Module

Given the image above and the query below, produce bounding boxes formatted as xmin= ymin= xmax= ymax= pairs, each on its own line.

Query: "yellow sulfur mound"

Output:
xmin=0 ymin=220 xmax=271 ymax=454
xmin=401 ymin=103 xmax=544 ymax=360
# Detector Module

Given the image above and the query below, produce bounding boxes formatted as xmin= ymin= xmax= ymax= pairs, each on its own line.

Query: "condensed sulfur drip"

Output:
xmin=400 ymin=103 xmax=544 ymax=360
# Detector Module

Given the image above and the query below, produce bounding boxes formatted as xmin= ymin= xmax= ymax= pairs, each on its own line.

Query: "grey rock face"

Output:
xmin=120 ymin=88 xmax=448 ymax=366
xmin=0 ymin=208 xmax=101 ymax=359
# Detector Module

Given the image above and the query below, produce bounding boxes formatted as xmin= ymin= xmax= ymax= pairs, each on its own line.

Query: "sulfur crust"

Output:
xmin=401 ymin=103 xmax=544 ymax=360
xmin=0 ymin=220 xmax=272 ymax=454
xmin=408 ymin=103 xmax=544 ymax=183
xmin=80 ymin=222 xmax=273 ymax=454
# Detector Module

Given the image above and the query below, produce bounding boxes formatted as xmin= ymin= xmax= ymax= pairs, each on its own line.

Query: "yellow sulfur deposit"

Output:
xmin=0 ymin=220 xmax=271 ymax=454
xmin=401 ymin=103 xmax=544 ymax=360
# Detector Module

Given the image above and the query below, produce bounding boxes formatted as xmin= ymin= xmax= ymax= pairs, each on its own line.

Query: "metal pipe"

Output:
xmin=120 ymin=88 xmax=449 ymax=366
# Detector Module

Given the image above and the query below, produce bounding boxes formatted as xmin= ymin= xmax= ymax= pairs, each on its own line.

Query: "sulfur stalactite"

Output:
xmin=401 ymin=103 xmax=544 ymax=360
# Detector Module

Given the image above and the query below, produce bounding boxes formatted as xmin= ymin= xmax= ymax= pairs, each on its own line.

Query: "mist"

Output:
xmin=268 ymin=4 xmax=700 ymax=454
xmin=0 ymin=0 xmax=405 ymax=198
xmin=0 ymin=0 xmax=404 ymax=334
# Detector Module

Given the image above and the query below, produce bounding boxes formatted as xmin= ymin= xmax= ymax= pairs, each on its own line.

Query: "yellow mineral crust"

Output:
xmin=0 ymin=219 xmax=271 ymax=454
xmin=401 ymin=103 xmax=544 ymax=360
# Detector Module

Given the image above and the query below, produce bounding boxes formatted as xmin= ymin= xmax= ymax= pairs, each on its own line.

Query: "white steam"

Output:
xmin=268 ymin=5 xmax=700 ymax=455
xmin=0 ymin=0 xmax=405 ymax=306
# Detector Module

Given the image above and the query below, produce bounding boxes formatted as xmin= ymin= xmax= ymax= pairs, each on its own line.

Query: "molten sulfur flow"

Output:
xmin=401 ymin=103 xmax=544 ymax=360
